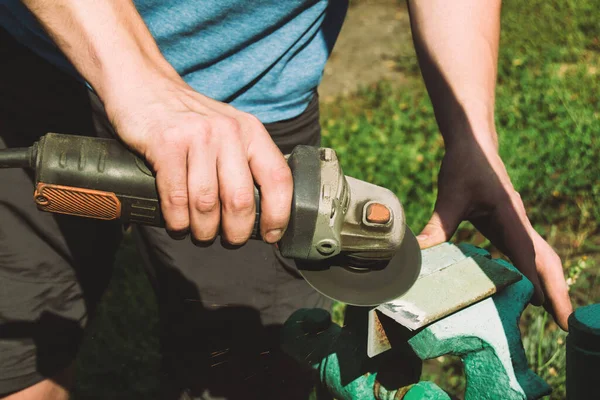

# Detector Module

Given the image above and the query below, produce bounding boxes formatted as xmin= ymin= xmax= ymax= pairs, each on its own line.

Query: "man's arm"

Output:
xmin=22 ymin=0 xmax=176 ymax=100
xmin=406 ymin=0 xmax=572 ymax=329
xmin=20 ymin=0 xmax=293 ymax=245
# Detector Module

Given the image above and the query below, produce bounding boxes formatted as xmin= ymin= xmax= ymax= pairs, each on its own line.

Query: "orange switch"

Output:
xmin=366 ymin=203 xmax=391 ymax=224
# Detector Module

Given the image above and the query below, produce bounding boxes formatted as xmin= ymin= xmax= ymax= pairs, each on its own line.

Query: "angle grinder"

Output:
xmin=0 ymin=132 xmax=421 ymax=306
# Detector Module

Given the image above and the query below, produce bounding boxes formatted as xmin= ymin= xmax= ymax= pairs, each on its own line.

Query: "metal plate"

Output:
xmin=376 ymin=244 xmax=523 ymax=330
xmin=296 ymin=228 xmax=422 ymax=306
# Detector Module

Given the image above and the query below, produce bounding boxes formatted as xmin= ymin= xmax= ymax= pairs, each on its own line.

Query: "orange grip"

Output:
xmin=34 ymin=183 xmax=121 ymax=220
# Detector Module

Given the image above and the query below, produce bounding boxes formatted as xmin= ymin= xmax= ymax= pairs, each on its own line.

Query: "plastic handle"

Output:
xmin=33 ymin=133 xmax=264 ymax=238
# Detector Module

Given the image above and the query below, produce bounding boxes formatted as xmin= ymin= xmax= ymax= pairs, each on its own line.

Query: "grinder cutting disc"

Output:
xmin=295 ymin=228 xmax=422 ymax=306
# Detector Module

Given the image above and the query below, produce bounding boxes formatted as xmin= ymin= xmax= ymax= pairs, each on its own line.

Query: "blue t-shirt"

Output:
xmin=0 ymin=0 xmax=348 ymax=123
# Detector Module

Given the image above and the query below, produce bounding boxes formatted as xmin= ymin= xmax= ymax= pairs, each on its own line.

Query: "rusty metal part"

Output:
xmin=394 ymin=384 xmax=414 ymax=399
xmin=373 ymin=380 xmax=414 ymax=400
xmin=367 ymin=309 xmax=393 ymax=358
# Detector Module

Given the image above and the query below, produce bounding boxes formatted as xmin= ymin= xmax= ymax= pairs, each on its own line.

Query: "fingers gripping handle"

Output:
xmin=30 ymin=133 xmax=263 ymax=239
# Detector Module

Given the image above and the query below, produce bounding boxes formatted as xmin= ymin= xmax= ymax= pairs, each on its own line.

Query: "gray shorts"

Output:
xmin=0 ymin=28 xmax=332 ymax=399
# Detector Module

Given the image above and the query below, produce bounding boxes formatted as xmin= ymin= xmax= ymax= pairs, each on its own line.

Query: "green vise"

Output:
xmin=281 ymin=243 xmax=552 ymax=400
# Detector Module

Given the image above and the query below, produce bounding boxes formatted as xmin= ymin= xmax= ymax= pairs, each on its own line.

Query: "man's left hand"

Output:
xmin=416 ymin=140 xmax=573 ymax=330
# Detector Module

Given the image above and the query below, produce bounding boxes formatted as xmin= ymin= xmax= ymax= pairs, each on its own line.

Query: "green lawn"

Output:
xmin=72 ymin=0 xmax=599 ymax=398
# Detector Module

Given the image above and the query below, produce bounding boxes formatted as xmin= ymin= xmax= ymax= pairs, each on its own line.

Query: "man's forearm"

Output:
xmin=407 ymin=0 xmax=501 ymax=151
xmin=21 ymin=0 xmax=178 ymax=102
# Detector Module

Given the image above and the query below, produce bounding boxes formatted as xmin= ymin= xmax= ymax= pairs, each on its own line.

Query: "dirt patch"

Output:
xmin=319 ymin=0 xmax=414 ymax=101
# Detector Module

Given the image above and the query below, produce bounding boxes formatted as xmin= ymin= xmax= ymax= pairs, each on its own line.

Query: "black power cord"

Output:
xmin=0 ymin=147 xmax=34 ymax=168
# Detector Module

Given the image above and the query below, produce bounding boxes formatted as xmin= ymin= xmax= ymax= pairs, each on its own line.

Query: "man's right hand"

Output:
xmin=105 ymin=73 xmax=293 ymax=245
xmin=20 ymin=0 xmax=293 ymax=245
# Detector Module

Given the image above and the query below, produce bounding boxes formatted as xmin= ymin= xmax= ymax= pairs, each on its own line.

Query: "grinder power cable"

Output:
xmin=0 ymin=132 xmax=422 ymax=306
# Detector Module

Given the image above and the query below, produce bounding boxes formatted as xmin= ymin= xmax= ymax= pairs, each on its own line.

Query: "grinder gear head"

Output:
xmin=279 ymin=146 xmax=422 ymax=306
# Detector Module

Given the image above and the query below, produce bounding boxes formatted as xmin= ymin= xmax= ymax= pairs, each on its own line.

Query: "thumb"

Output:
xmin=417 ymin=200 xmax=464 ymax=249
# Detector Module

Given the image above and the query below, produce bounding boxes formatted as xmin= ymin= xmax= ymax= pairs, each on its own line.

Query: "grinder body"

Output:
xmin=30 ymin=133 xmax=263 ymax=237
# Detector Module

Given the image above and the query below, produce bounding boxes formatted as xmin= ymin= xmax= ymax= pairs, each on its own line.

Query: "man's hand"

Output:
xmin=105 ymin=73 xmax=292 ymax=244
xmin=407 ymin=0 xmax=573 ymax=330
xmin=416 ymin=141 xmax=573 ymax=330
xmin=20 ymin=0 xmax=292 ymax=244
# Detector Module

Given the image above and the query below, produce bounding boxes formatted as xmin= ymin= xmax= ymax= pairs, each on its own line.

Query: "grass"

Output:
xmin=72 ymin=0 xmax=599 ymax=398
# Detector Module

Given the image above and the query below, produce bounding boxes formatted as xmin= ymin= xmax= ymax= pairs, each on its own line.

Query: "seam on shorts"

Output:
xmin=0 ymin=269 xmax=76 ymax=284
xmin=0 ymin=369 xmax=45 ymax=396
xmin=0 ymin=361 xmax=43 ymax=377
